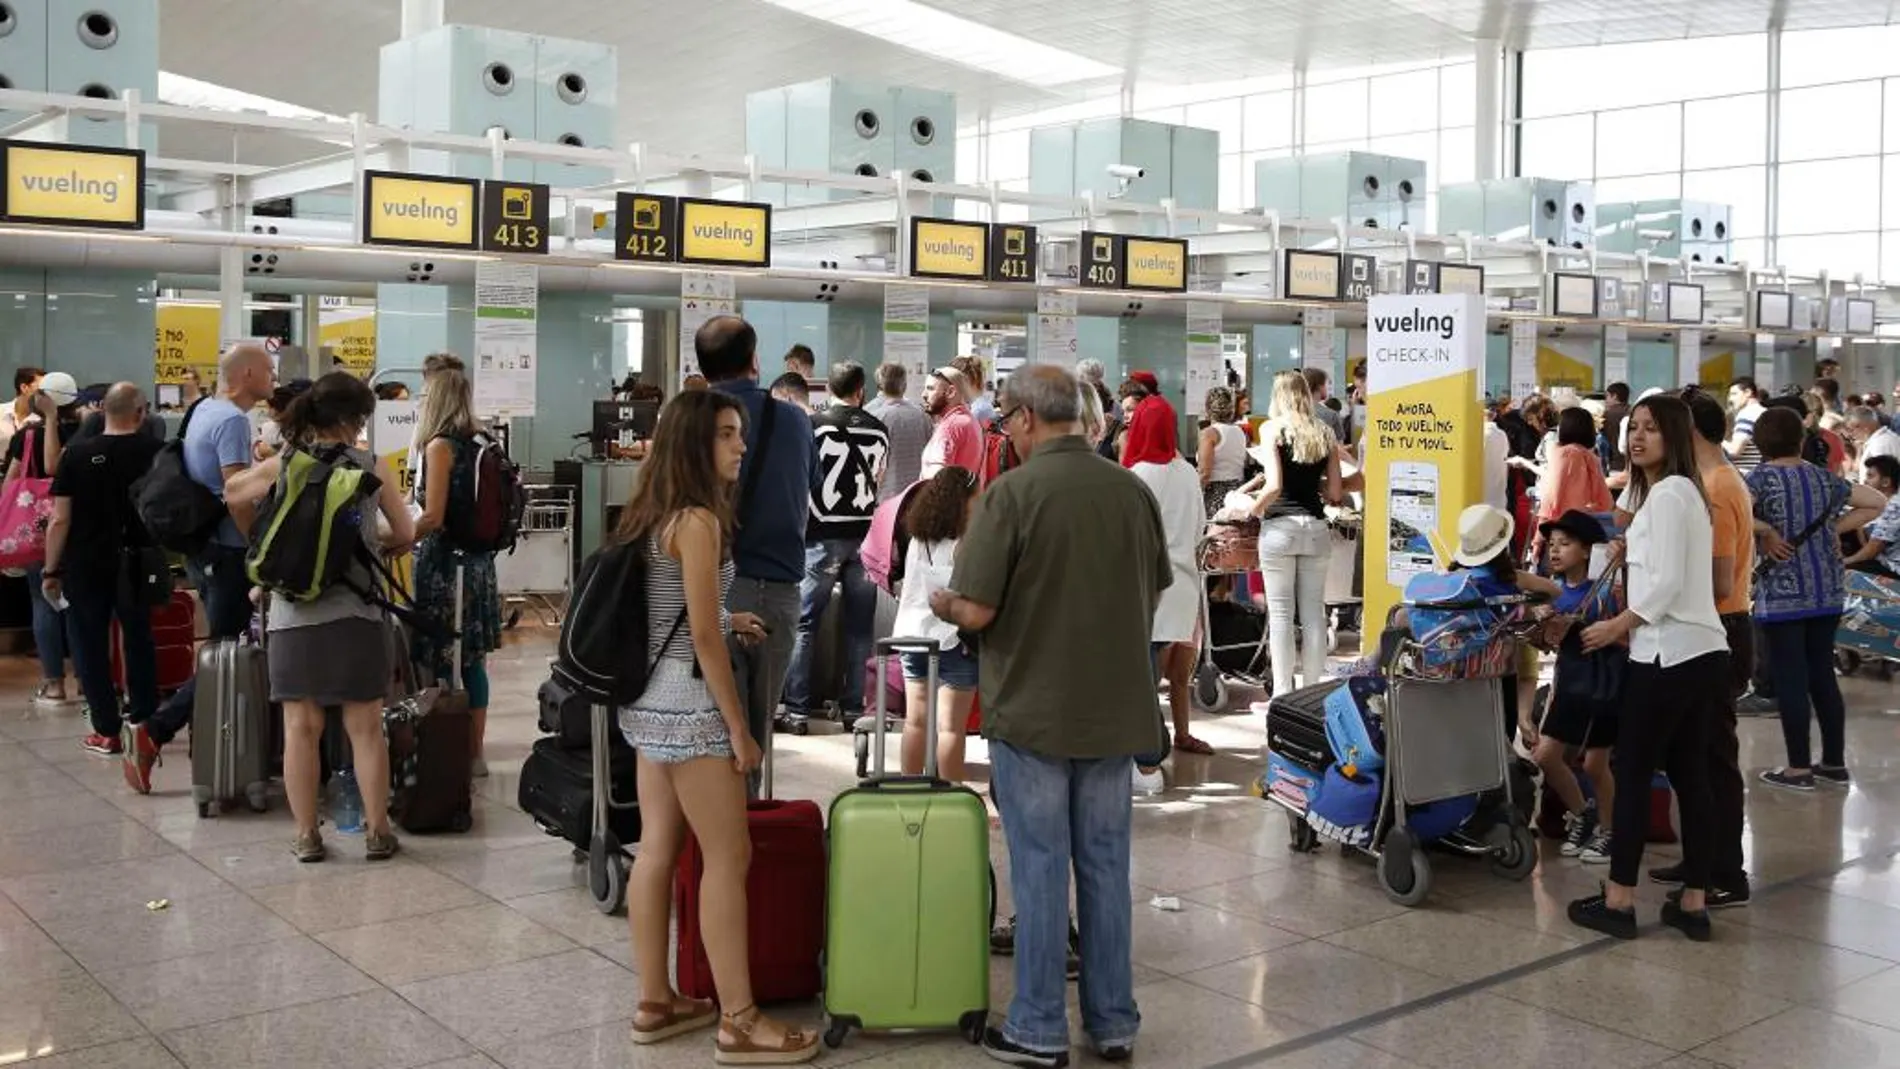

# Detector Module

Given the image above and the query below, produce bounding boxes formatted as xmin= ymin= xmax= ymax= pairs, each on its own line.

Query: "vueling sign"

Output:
xmin=910 ymin=218 xmax=988 ymax=280
xmin=1124 ymin=237 xmax=1188 ymax=293
xmin=1 ymin=141 xmax=145 ymax=229
xmin=362 ymin=171 xmax=478 ymax=250
xmin=677 ymin=198 xmax=772 ymax=268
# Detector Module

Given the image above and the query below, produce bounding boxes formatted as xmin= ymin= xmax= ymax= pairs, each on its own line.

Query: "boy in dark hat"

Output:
xmin=1523 ymin=509 xmax=1621 ymax=864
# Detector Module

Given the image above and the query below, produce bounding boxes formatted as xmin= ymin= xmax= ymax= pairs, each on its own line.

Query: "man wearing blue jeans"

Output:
xmin=782 ymin=362 xmax=887 ymax=727
xmin=130 ymin=345 xmax=273 ymax=768
xmin=932 ymin=365 xmax=1171 ymax=1069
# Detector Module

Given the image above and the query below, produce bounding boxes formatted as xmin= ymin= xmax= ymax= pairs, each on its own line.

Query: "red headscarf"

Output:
xmin=1121 ymin=393 xmax=1178 ymax=467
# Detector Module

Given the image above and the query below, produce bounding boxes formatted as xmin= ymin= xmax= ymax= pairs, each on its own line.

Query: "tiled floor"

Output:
xmin=5 ymin=624 xmax=1900 ymax=1068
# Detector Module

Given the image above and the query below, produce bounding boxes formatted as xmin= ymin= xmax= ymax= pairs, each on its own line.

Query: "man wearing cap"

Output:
xmin=921 ymin=366 xmax=983 ymax=479
xmin=4 ymin=371 xmax=82 ymax=710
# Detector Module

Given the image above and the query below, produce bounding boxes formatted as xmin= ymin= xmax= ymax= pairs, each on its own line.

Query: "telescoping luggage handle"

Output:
xmin=869 ymin=636 xmax=951 ymax=789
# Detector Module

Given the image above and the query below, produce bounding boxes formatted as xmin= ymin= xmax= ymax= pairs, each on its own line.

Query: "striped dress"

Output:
xmin=616 ymin=535 xmax=736 ymax=764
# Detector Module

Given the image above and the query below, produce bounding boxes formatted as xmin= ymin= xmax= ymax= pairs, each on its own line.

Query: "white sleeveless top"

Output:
xmin=1208 ymin=423 xmax=1247 ymax=482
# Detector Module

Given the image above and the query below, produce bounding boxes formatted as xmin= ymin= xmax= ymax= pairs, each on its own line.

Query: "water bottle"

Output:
xmin=328 ymin=769 xmax=364 ymax=835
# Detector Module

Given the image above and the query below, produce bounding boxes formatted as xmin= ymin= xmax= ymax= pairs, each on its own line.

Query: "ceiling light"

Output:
xmin=157 ymin=72 xmax=346 ymax=123
xmin=756 ymin=0 xmax=1119 ymax=87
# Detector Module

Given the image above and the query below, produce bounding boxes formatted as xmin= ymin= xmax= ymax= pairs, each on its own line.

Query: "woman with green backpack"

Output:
xmin=223 ymin=373 xmax=415 ymax=863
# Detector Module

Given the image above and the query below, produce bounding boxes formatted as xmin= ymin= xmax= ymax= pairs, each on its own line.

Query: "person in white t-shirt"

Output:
xmin=1851 ymin=406 xmax=1900 ymax=470
xmin=1725 ymin=377 xmax=1768 ymax=474
xmin=1483 ymin=417 xmax=1510 ymax=512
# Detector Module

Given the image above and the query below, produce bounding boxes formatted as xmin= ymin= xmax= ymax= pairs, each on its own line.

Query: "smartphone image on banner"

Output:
xmin=1386 ymin=461 xmax=1441 ymax=589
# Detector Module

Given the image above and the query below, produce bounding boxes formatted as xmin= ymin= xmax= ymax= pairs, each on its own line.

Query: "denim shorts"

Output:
xmin=901 ymin=645 xmax=979 ymax=691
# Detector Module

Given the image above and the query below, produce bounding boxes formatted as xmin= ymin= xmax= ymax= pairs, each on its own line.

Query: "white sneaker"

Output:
xmin=1578 ymin=828 xmax=1612 ymax=865
xmin=470 ymin=758 xmax=490 ymax=779
xmin=1132 ymin=765 xmax=1165 ymax=796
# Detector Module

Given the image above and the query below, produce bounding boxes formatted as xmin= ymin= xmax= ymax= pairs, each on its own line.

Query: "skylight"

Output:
xmin=755 ymin=0 xmax=1120 ymax=87
xmin=158 ymin=72 xmax=347 ymax=124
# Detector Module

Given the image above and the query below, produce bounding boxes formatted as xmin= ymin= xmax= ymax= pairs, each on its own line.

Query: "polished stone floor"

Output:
xmin=4 ymin=622 xmax=1900 ymax=1068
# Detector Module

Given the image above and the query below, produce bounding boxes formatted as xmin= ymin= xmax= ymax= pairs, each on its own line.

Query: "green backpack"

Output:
xmin=245 ymin=444 xmax=383 ymax=603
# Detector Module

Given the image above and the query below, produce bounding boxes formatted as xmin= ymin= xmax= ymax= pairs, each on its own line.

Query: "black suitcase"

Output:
xmin=1265 ymin=679 xmax=1340 ymax=770
xmin=518 ymin=735 xmax=641 ymax=849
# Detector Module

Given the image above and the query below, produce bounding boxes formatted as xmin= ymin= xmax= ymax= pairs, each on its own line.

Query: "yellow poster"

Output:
xmin=320 ymin=306 xmax=377 ymax=375
xmin=1699 ymin=349 xmax=1737 ymax=387
xmin=1362 ymin=293 xmax=1488 ymax=638
xmin=154 ymin=303 xmax=220 ymax=386
xmin=1536 ymin=339 xmax=1598 ymax=392
xmin=371 ymin=399 xmax=418 ymax=593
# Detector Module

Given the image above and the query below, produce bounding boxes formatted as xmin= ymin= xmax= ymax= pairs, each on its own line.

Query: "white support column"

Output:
xmin=219 ymin=247 xmax=245 ymax=349
xmin=1765 ymin=25 xmax=1783 ymax=269
xmin=401 ymin=0 xmax=444 ymax=40
xmin=1474 ymin=38 xmax=1504 ymax=181
xmin=1291 ymin=66 xmax=1307 ymax=152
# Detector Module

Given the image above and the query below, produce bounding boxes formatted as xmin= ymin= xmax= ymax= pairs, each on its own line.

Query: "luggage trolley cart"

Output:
xmin=1269 ymin=601 xmax=1541 ymax=906
xmin=1191 ymin=518 xmax=1271 ymax=712
xmin=1323 ymin=509 xmax=1363 ymax=650
xmin=497 ymin=483 xmax=575 ymax=627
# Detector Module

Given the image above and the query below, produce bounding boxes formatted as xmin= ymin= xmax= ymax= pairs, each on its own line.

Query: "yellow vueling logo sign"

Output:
xmin=911 ymin=218 xmax=988 ymax=280
xmin=2 ymin=142 xmax=144 ymax=228
xmin=362 ymin=172 xmax=478 ymax=249
xmin=1124 ymin=237 xmax=1187 ymax=292
xmin=677 ymin=198 xmax=772 ymax=268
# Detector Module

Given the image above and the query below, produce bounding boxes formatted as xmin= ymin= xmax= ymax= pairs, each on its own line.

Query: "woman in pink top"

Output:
xmin=1530 ymin=407 xmax=1613 ymax=560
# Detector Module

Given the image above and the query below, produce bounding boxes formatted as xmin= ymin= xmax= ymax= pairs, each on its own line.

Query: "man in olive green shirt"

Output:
xmin=931 ymin=364 xmax=1170 ymax=1067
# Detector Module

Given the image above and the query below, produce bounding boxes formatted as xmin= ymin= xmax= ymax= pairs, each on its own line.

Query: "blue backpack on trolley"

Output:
xmin=1322 ymin=676 xmax=1386 ymax=777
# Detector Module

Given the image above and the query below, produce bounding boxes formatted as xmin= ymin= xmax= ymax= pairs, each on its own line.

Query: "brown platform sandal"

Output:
xmin=715 ymin=1004 xmax=820 ymax=1065
xmin=630 ymin=996 xmax=718 ymax=1045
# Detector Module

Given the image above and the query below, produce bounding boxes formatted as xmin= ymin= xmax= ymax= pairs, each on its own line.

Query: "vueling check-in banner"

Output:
xmin=0 ymin=140 xmax=145 ymax=229
xmin=1361 ymin=293 xmax=1487 ymax=637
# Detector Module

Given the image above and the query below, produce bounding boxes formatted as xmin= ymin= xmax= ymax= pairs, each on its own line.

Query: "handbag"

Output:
xmin=0 ymin=427 xmax=55 ymax=570
xmin=1554 ymin=565 xmax=1627 ymax=709
xmin=1754 ymin=481 xmax=1844 ymax=581
xmin=1200 ymin=517 xmax=1260 ymax=572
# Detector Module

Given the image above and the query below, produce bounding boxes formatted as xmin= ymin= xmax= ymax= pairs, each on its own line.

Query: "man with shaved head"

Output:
xmin=136 ymin=343 xmax=274 ymax=769
xmin=928 ymin=364 xmax=1170 ymax=1067
xmin=41 ymin=384 xmax=166 ymax=775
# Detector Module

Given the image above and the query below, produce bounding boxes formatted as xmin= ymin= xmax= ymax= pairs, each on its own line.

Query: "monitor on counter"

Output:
xmin=1666 ymin=282 xmax=1705 ymax=325
xmin=1755 ymin=291 xmax=1793 ymax=331
xmin=1551 ymin=272 xmax=1598 ymax=317
xmin=1847 ymin=297 xmax=1877 ymax=335
xmin=591 ymin=399 xmax=659 ymax=455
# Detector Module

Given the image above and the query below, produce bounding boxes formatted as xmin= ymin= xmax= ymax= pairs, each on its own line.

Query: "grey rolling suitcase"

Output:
xmin=190 ymin=638 xmax=273 ymax=818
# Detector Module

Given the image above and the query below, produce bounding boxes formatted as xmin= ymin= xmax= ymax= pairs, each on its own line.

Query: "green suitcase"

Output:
xmin=821 ymin=639 xmax=991 ymax=1050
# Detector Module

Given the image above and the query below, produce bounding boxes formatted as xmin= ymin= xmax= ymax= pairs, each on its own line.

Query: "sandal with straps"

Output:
xmin=630 ymin=995 xmax=718 ymax=1045
xmin=715 ymin=1004 xmax=820 ymax=1065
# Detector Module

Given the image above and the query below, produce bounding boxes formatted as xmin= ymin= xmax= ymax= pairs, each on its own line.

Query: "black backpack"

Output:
xmin=552 ymin=536 xmax=687 ymax=706
xmin=130 ymin=437 xmax=227 ymax=555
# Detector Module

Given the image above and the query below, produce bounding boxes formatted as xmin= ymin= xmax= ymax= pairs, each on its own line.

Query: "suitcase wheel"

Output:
xmin=823 ymin=1017 xmax=855 ymax=1050
xmin=1191 ymin=664 xmax=1228 ymax=714
xmin=244 ymin=783 xmax=270 ymax=814
xmin=196 ymin=800 xmax=217 ymax=819
xmin=959 ymin=1011 xmax=986 ymax=1044
xmin=588 ymin=832 xmax=627 ymax=916
xmin=1286 ymin=812 xmax=1319 ymax=854
xmin=450 ymin=810 xmax=473 ymax=834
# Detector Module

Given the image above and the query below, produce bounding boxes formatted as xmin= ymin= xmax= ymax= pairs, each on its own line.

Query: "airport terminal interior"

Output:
xmin=12 ymin=0 xmax=1900 ymax=1066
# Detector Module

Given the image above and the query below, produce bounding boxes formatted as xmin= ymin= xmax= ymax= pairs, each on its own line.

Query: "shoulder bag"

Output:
xmin=1754 ymin=477 xmax=1846 ymax=582
xmin=1554 ymin=565 xmax=1628 ymax=710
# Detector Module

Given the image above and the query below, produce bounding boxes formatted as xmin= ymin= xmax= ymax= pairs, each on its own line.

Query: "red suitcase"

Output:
xmin=112 ymin=590 xmax=197 ymax=696
xmin=674 ymin=797 xmax=826 ymax=1004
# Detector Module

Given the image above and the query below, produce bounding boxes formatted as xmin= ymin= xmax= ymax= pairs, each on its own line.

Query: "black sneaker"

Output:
xmin=1736 ymin=692 xmax=1779 ymax=717
xmin=1648 ymin=862 xmax=1685 ymax=886
xmin=981 ymin=1026 xmax=1069 ymax=1069
xmin=1661 ymin=899 xmax=1713 ymax=942
xmin=1097 ymin=1042 xmax=1134 ymax=1063
xmin=1666 ymin=884 xmax=1750 ymax=910
xmin=1760 ymin=768 xmax=1817 ymax=793
xmin=1815 ymin=765 xmax=1852 ymax=788
xmin=1567 ymin=893 xmax=1638 ymax=940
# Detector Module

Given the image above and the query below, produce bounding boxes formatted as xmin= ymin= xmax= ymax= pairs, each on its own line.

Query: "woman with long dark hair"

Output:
xmin=222 ymin=373 xmax=415 ymax=863
xmin=892 ymin=465 xmax=981 ymax=781
xmin=1568 ymin=394 xmax=1726 ymax=942
xmin=615 ymin=390 xmax=818 ymax=1064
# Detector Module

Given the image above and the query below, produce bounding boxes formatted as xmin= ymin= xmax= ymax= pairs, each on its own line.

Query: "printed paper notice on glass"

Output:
xmin=1185 ymin=301 xmax=1223 ymax=417
xmin=1035 ymin=290 xmax=1078 ymax=367
xmin=1509 ymin=319 xmax=1538 ymax=401
xmin=473 ymin=260 xmax=538 ymax=418
xmin=883 ymin=283 xmax=930 ymax=396
xmin=1604 ymin=324 xmax=1629 ymax=387
xmin=1754 ymin=333 xmax=1776 ymax=391
xmin=678 ymin=272 xmax=734 ymax=384
xmin=1385 ymin=461 xmax=1441 ymax=588
xmin=1301 ymin=306 xmax=1335 ymax=371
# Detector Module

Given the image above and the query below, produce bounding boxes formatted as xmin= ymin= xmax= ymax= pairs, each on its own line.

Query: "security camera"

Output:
xmin=1106 ymin=163 xmax=1146 ymax=199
